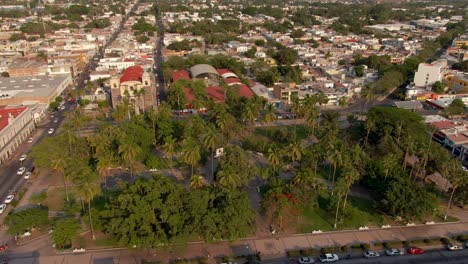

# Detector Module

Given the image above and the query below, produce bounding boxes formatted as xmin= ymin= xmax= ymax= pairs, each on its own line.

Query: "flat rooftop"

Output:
xmin=0 ymin=74 xmax=70 ymax=99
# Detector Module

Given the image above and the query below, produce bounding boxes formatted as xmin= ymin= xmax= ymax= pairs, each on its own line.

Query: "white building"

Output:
xmin=413 ymin=61 xmax=446 ymax=88
xmin=0 ymin=107 xmax=34 ymax=164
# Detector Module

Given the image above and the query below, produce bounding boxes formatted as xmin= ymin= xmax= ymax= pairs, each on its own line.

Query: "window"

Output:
xmin=113 ymin=83 xmax=116 ymax=88
xmin=145 ymin=81 xmax=148 ymax=85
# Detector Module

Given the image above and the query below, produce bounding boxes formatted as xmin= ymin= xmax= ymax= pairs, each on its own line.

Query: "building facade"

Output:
xmin=110 ymin=66 xmax=157 ymax=113
xmin=0 ymin=107 xmax=34 ymax=164
xmin=413 ymin=61 xmax=446 ymax=88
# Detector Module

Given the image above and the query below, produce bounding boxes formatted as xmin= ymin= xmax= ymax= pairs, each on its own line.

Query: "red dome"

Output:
xmin=120 ymin=66 xmax=144 ymax=83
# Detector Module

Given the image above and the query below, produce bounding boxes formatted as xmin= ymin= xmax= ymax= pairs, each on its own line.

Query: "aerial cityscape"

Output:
xmin=0 ymin=0 xmax=467 ymax=263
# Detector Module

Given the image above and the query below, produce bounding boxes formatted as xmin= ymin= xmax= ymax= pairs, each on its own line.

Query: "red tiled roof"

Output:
xmin=120 ymin=66 xmax=144 ymax=83
xmin=184 ymin=87 xmax=195 ymax=102
xmin=431 ymin=121 xmax=456 ymax=130
xmin=206 ymin=86 xmax=225 ymax=102
xmin=239 ymin=85 xmax=254 ymax=98
xmin=447 ymin=134 xmax=468 ymax=144
xmin=172 ymin=70 xmax=191 ymax=82
xmin=0 ymin=107 xmax=26 ymax=132
xmin=217 ymin=69 xmax=232 ymax=75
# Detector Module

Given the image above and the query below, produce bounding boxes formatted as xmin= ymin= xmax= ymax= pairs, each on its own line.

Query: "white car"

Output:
xmin=24 ymin=171 xmax=32 ymax=179
xmin=447 ymin=244 xmax=463 ymax=251
xmin=0 ymin=203 xmax=6 ymax=214
xmin=363 ymin=250 xmax=380 ymax=258
xmin=319 ymin=253 xmax=339 ymax=263
xmin=4 ymin=195 xmax=14 ymax=204
xmin=48 ymin=128 xmax=55 ymax=135
xmin=19 ymin=154 xmax=27 ymax=162
xmin=298 ymin=257 xmax=315 ymax=264
xmin=17 ymin=167 xmax=26 ymax=175
xmin=385 ymin=248 xmax=404 ymax=256
xmin=27 ymin=137 xmax=34 ymax=143
xmin=53 ymin=118 xmax=58 ymax=123
xmin=60 ymin=106 xmax=66 ymax=110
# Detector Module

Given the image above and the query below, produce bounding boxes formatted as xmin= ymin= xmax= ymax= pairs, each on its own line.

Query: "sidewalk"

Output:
xmin=7 ymin=221 xmax=468 ymax=264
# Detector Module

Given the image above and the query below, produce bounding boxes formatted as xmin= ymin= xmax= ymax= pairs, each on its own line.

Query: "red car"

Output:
xmin=407 ymin=247 xmax=424 ymax=255
xmin=0 ymin=243 xmax=8 ymax=252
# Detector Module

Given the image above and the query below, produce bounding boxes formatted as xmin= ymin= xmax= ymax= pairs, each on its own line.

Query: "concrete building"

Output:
xmin=0 ymin=106 xmax=34 ymax=164
xmin=0 ymin=73 xmax=72 ymax=105
xmin=110 ymin=66 xmax=157 ymax=113
xmin=445 ymin=72 xmax=468 ymax=93
xmin=8 ymin=59 xmax=48 ymax=77
xmin=413 ymin=61 xmax=446 ymax=88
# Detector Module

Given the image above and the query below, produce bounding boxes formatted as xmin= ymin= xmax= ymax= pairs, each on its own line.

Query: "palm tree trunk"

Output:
xmin=334 ymin=197 xmax=341 ymax=229
xmin=211 ymin=149 xmax=214 ymax=181
xmin=331 ymin=164 xmax=337 ymax=196
xmin=62 ymin=172 xmax=69 ymax=202
xmin=444 ymin=187 xmax=456 ymax=221
xmin=191 ymin=164 xmax=194 ymax=177
xmin=88 ymin=200 xmax=95 ymax=240
xmin=342 ymin=191 xmax=349 ymax=212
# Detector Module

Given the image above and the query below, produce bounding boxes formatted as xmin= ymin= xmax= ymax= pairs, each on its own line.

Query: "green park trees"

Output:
xmin=5 ymin=207 xmax=49 ymax=235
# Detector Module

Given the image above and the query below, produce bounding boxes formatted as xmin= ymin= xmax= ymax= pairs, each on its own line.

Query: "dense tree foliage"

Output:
xmin=5 ymin=207 xmax=49 ymax=235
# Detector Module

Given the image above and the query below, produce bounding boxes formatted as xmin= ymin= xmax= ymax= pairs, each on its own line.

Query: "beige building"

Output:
xmin=110 ymin=66 xmax=157 ymax=113
xmin=8 ymin=59 xmax=48 ymax=77
xmin=0 ymin=106 xmax=34 ymax=164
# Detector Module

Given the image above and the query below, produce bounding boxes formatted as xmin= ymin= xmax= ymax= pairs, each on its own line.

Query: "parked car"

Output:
xmin=0 ymin=203 xmax=6 ymax=214
xmin=298 ymin=257 xmax=315 ymax=264
xmin=447 ymin=244 xmax=463 ymax=251
xmin=24 ymin=171 xmax=32 ymax=179
xmin=385 ymin=248 xmax=404 ymax=256
xmin=407 ymin=247 xmax=424 ymax=255
xmin=53 ymin=118 xmax=58 ymax=123
xmin=4 ymin=194 xmax=14 ymax=204
xmin=319 ymin=253 xmax=339 ymax=263
xmin=27 ymin=137 xmax=34 ymax=143
xmin=363 ymin=250 xmax=380 ymax=258
xmin=48 ymin=128 xmax=55 ymax=134
xmin=19 ymin=154 xmax=27 ymax=162
xmin=17 ymin=167 xmax=26 ymax=175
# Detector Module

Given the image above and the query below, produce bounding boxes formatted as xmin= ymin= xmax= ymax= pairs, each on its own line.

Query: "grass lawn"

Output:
xmin=46 ymin=186 xmax=75 ymax=212
xmin=299 ymin=195 xmax=386 ymax=233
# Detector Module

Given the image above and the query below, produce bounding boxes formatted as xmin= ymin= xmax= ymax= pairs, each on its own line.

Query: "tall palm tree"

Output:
xmin=96 ymin=156 xmax=113 ymax=186
xmin=181 ymin=138 xmax=201 ymax=177
xmin=316 ymin=92 xmax=329 ymax=106
xmin=290 ymin=95 xmax=303 ymax=118
xmin=364 ymin=117 xmax=376 ymax=144
xmin=305 ymin=106 xmax=320 ymax=136
xmin=162 ymin=136 xmax=177 ymax=168
xmin=328 ymin=140 xmax=343 ymax=196
xmin=216 ymin=112 xmax=235 ymax=139
xmin=287 ymin=139 xmax=303 ymax=164
xmin=138 ymin=88 xmax=146 ymax=111
xmin=444 ymin=160 xmax=467 ymax=220
xmin=264 ymin=103 xmax=277 ymax=125
xmin=118 ymin=142 xmax=141 ymax=177
xmin=51 ymin=152 xmax=70 ymax=201
xmin=361 ymin=85 xmax=375 ymax=114
xmin=74 ymin=171 xmax=101 ymax=240
xmin=241 ymin=102 xmax=256 ymax=126
xmin=203 ymin=127 xmax=221 ymax=181
xmin=267 ymin=145 xmax=282 ymax=170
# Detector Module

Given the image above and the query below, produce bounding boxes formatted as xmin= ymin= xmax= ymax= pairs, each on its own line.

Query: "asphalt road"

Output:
xmin=0 ymin=103 xmax=70 ymax=222
xmin=153 ymin=0 xmax=166 ymax=101
xmin=268 ymin=249 xmax=468 ymax=264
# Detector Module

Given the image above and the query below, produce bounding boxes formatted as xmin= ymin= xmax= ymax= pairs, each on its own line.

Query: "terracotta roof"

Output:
xmin=120 ymin=66 xmax=144 ymax=83
xmin=447 ymin=134 xmax=468 ymax=144
xmin=431 ymin=121 xmax=456 ymax=130
xmin=206 ymin=86 xmax=225 ymax=102
xmin=172 ymin=70 xmax=191 ymax=82
xmin=225 ymin=78 xmax=243 ymax=85
xmin=217 ymin=69 xmax=232 ymax=75
xmin=0 ymin=107 xmax=26 ymax=132
xmin=239 ymin=85 xmax=254 ymax=98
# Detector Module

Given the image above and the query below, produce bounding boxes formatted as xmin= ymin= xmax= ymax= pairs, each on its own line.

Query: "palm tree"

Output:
xmin=268 ymin=145 xmax=282 ymax=170
xmin=74 ymin=171 xmax=101 ymax=240
xmin=118 ymin=142 xmax=141 ymax=177
xmin=51 ymin=153 xmax=70 ymax=201
xmin=264 ymin=103 xmax=277 ymax=125
xmin=444 ymin=160 xmax=467 ymax=220
xmin=96 ymin=156 xmax=113 ymax=186
xmin=328 ymin=140 xmax=343 ymax=196
xmin=361 ymin=85 xmax=375 ymax=114
xmin=138 ymin=88 xmax=146 ymax=111
xmin=162 ymin=136 xmax=177 ymax=168
xmin=290 ymin=95 xmax=303 ymax=118
xmin=364 ymin=117 xmax=376 ymax=144
xmin=181 ymin=138 xmax=201 ymax=177
xmin=304 ymin=106 xmax=320 ymax=136
xmin=316 ymin=92 xmax=329 ymax=106
xmin=190 ymin=174 xmax=204 ymax=189
xmin=241 ymin=102 xmax=256 ymax=126
xmin=287 ymin=139 xmax=303 ymax=164
xmin=216 ymin=112 xmax=235 ymax=139
xmin=203 ymin=127 xmax=221 ymax=181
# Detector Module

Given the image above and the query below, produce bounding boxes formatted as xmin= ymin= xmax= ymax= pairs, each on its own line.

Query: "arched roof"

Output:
xmin=190 ymin=64 xmax=219 ymax=78
xmin=120 ymin=66 xmax=144 ymax=83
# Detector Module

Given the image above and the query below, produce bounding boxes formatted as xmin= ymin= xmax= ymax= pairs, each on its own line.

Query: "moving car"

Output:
xmin=27 ymin=137 xmax=34 ymax=143
xmin=319 ymin=253 xmax=339 ymax=263
xmin=298 ymin=257 xmax=315 ymax=264
xmin=48 ymin=128 xmax=55 ymax=134
xmin=0 ymin=203 xmax=6 ymax=214
xmin=363 ymin=250 xmax=380 ymax=258
xmin=407 ymin=247 xmax=424 ymax=255
xmin=19 ymin=154 xmax=27 ymax=162
xmin=447 ymin=244 xmax=463 ymax=251
xmin=385 ymin=248 xmax=404 ymax=256
xmin=17 ymin=167 xmax=26 ymax=175
xmin=53 ymin=118 xmax=58 ymax=123
xmin=4 ymin=194 xmax=14 ymax=204
xmin=24 ymin=171 xmax=32 ymax=179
